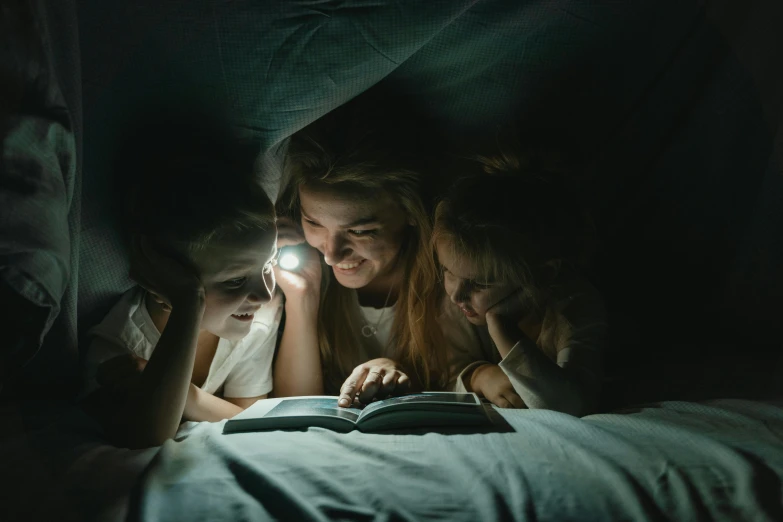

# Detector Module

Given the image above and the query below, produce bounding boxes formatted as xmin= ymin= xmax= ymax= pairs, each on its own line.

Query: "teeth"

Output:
xmin=336 ymin=261 xmax=360 ymax=269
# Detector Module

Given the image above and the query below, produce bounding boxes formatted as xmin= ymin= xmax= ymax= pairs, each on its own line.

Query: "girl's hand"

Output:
xmin=274 ymin=217 xmax=322 ymax=306
xmin=129 ymin=235 xmax=204 ymax=309
xmin=485 ymin=287 xmax=526 ymax=323
xmin=338 ymin=358 xmax=411 ymax=407
xmin=470 ymin=364 xmax=525 ymax=409
xmin=485 ymin=288 xmax=527 ymax=357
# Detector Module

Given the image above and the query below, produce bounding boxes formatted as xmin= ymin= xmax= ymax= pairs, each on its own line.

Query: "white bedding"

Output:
xmin=3 ymin=398 xmax=782 ymax=521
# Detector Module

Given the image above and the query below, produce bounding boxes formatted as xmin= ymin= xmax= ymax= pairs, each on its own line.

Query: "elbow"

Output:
xmin=122 ymin=425 xmax=176 ymax=449
xmin=522 ymin=382 xmax=594 ymax=417
xmin=557 ymin=383 xmax=598 ymax=417
xmin=560 ymin=396 xmax=589 ymax=417
xmin=545 ymin=371 xmax=600 ymax=417
xmin=112 ymin=406 xmax=177 ymax=449
xmin=525 ymin=394 xmax=585 ymax=417
xmin=124 ymin=436 xmax=165 ymax=450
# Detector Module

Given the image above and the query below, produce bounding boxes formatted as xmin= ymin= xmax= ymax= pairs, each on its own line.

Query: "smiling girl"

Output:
xmin=432 ymin=148 xmax=607 ymax=416
xmin=272 ymin=109 xmax=462 ymax=406
xmin=82 ymin=117 xmax=281 ymax=448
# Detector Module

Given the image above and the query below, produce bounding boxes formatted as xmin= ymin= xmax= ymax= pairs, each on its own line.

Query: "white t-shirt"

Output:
xmin=358 ymin=302 xmax=396 ymax=356
xmin=83 ymin=287 xmax=282 ymax=398
xmin=358 ymin=295 xmax=486 ymax=390
xmin=321 ymin=291 xmax=484 ymax=393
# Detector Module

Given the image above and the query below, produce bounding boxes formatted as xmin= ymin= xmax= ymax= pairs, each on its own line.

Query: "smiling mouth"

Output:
xmin=334 ymin=259 xmax=365 ymax=272
xmin=459 ymin=305 xmax=478 ymax=318
xmin=231 ymin=311 xmax=256 ymax=322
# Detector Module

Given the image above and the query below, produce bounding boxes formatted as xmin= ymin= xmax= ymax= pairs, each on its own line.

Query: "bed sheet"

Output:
xmin=3 ymin=399 xmax=781 ymax=521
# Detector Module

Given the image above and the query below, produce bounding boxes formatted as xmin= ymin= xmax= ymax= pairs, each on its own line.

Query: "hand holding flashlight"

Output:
xmin=277 ymin=247 xmax=300 ymax=271
xmin=274 ymin=217 xmax=322 ymax=305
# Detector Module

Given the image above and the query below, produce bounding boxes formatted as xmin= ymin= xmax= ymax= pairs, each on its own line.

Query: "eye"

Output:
xmin=223 ymin=277 xmax=247 ymax=289
xmin=469 ymin=279 xmax=495 ymax=291
xmin=349 ymin=229 xmax=376 ymax=237
xmin=303 ymin=218 xmax=321 ymax=228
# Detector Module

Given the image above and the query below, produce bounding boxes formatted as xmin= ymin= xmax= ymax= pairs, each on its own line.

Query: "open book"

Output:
xmin=223 ymin=392 xmax=492 ymax=433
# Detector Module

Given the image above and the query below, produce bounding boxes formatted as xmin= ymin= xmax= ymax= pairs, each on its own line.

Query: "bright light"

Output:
xmin=279 ymin=253 xmax=300 ymax=271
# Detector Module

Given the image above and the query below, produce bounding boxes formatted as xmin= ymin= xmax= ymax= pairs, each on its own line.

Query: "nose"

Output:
xmin=247 ymin=271 xmax=274 ymax=306
xmin=322 ymin=233 xmax=349 ymax=266
xmin=446 ymin=279 xmax=469 ymax=306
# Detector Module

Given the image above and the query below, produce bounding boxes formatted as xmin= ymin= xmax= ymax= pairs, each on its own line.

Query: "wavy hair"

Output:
xmin=432 ymin=144 xmax=596 ymax=322
xmin=280 ymin=122 xmax=447 ymax=392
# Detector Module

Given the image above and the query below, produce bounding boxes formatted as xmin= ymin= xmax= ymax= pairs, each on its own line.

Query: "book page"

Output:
xmin=358 ymin=392 xmax=480 ymax=419
xmin=264 ymin=398 xmax=362 ymax=423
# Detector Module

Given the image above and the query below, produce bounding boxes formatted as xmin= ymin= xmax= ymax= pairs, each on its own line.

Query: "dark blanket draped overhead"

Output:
xmin=2 ymin=0 xmax=781 ymax=401
xmin=2 ymin=2 xmax=782 ymax=521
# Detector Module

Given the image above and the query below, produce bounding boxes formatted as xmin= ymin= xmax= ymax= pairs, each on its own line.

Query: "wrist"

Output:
xmin=284 ymin=294 xmax=319 ymax=319
xmin=468 ymin=363 xmax=493 ymax=392
xmin=486 ymin=315 xmax=522 ymax=347
xmin=484 ymin=311 xmax=510 ymax=330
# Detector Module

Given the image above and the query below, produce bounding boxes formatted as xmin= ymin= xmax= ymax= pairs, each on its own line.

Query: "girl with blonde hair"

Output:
xmin=432 ymin=146 xmax=606 ymax=416
xmin=273 ymin=111 xmax=458 ymax=407
xmin=83 ymin=113 xmax=281 ymax=448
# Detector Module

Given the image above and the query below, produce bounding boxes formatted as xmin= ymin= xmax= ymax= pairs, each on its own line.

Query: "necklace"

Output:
xmin=361 ymin=284 xmax=396 ymax=338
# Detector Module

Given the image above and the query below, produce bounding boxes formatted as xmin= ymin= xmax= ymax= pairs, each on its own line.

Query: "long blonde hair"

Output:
xmin=280 ymin=123 xmax=447 ymax=392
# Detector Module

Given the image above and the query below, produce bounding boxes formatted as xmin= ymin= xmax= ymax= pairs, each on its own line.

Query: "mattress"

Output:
xmin=3 ymin=398 xmax=782 ymax=521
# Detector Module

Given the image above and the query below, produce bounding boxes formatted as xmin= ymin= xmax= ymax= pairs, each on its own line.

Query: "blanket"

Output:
xmin=3 ymin=399 xmax=781 ymax=521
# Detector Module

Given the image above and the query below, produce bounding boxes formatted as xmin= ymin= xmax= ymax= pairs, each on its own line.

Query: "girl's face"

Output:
xmin=436 ymin=238 xmax=517 ymax=326
xmin=191 ymin=228 xmax=278 ymax=340
xmin=299 ymin=184 xmax=410 ymax=289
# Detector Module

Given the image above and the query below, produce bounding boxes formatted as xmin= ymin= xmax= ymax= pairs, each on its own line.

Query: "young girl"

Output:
xmin=83 ymin=118 xmax=281 ymax=448
xmin=432 ymin=149 xmax=607 ymax=416
xmin=273 ymin=109 xmax=462 ymax=407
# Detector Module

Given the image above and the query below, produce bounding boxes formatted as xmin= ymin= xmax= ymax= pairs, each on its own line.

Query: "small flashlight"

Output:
xmin=277 ymin=246 xmax=301 ymax=271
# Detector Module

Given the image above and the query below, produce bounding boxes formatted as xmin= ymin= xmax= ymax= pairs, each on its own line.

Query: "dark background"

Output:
xmin=7 ymin=0 xmax=782 ymax=406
